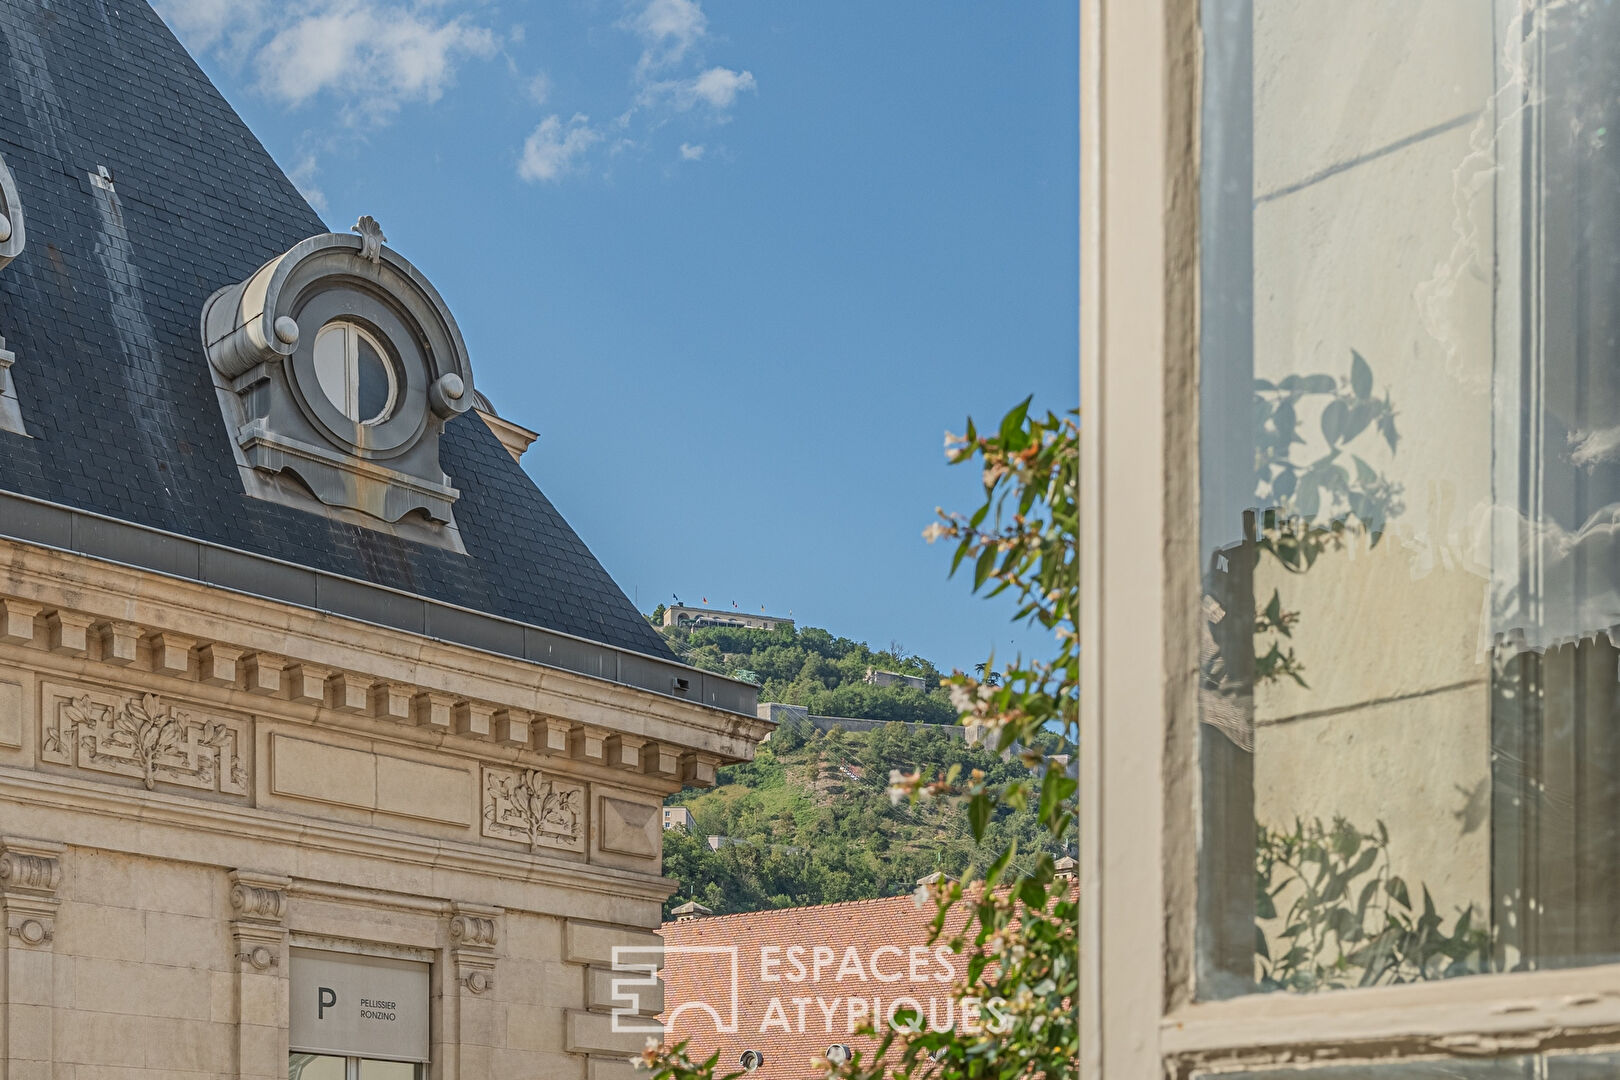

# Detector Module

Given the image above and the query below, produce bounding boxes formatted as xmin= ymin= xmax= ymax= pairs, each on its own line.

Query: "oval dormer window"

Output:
xmin=312 ymin=320 xmax=396 ymax=425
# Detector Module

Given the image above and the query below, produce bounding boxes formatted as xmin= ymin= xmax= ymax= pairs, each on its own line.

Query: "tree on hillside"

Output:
xmin=654 ymin=618 xmax=959 ymax=725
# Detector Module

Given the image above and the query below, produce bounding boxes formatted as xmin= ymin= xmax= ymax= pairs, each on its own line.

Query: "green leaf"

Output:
xmin=1351 ymin=350 xmax=1373 ymax=399
xmin=999 ymin=396 xmax=1033 ymax=445
xmin=984 ymin=840 xmax=1017 ymax=890
xmin=973 ymin=546 xmax=997 ymax=589
xmin=1387 ymin=876 xmax=1411 ymax=909
xmin=968 ymin=793 xmax=992 ymax=842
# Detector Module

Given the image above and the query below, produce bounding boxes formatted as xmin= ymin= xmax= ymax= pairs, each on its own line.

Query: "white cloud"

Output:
xmin=627 ymin=0 xmax=708 ymax=75
xmin=518 ymin=114 xmax=602 ymax=182
xmin=641 ymin=66 xmax=756 ymax=112
xmin=156 ymin=0 xmax=498 ymax=122
xmin=287 ymin=153 xmax=329 ymax=211
xmin=528 ymin=72 xmax=552 ymax=105
xmin=155 ymin=0 xmax=258 ymax=53
xmin=679 ymin=142 xmax=705 ymax=161
xmin=687 ymin=66 xmax=755 ymax=109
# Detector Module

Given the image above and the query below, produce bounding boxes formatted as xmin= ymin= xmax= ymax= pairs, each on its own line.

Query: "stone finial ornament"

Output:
xmin=352 ymin=214 xmax=386 ymax=264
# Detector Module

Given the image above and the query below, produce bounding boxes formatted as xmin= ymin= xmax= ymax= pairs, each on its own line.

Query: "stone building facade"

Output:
xmin=0 ymin=3 xmax=768 ymax=1077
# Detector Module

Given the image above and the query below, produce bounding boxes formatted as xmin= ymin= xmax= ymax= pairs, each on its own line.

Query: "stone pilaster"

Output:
xmin=448 ymin=901 xmax=503 ymax=1077
xmin=229 ymin=870 xmax=290 ymax=1080
xmin=0 ymin=837 xmax=63 ymax=1080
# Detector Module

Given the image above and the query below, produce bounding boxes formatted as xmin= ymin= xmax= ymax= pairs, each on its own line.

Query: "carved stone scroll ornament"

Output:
xmin=0 ymin=849 xmax=61 ymax=895
xmin=41 ymin=687 xmax=247 ymax=796
xmin=0 ymin=838 xmax=62 ymax=953
xmin=231 ymin=881 xmax=287 ymax=923
xmin=481 ymin=765 xmax=585 ymax=853
xmin=228 ymin=870 xmax=289 ymax=973
xmin=449 ymin=913 xmax=497 ymax=949
xmin=449 ymin=901 xmax=501 ymax=995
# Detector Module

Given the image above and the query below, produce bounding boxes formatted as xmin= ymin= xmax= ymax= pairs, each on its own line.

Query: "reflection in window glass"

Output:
xmin=357 ymin=1061 xmax=420 ymax=1080
xmin=312 ymin=321 xmax=396 ymax=425
xmin=288 ymin=1055 xmax=346 ymax=1080
xmin=1198 ymin=1049 xmax=1620 ymax=1079
xmin=1198 ymin=0 xmax=1620 ymax=996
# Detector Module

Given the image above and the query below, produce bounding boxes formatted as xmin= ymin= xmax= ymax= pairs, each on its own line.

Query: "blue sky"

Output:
xmin=155 ymin=0 xmax=1078 ymax=675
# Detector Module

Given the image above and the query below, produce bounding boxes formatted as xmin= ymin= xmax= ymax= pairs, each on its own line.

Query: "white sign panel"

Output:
xmin=290 ymin=948 xmax=431 ymax=1062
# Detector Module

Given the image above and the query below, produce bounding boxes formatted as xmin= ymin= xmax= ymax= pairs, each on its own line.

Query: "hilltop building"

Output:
xmin=663 ymin=606 xmax=794 ymax=632
xmin=756 ymin=702 xmax=965 ymax=740
xmin=0 ymin=5 xmax=767 ymax=1077
xmin=663 ymin=806 xmax=695 ymax=831
xmin=863 ymin=668 xmax=927 ymax=691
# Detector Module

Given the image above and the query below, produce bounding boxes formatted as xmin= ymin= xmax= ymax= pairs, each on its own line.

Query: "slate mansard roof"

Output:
xmin=0 ymin=1 xmax=677 ymax=664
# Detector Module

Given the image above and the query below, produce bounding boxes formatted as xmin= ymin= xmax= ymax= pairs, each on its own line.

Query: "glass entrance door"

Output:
xmin=289 ymin=1054 xmax=423 ymax=1079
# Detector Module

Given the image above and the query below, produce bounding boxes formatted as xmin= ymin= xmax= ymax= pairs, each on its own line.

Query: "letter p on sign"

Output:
xmin=318 ymin=987 xmax=337 ymax=1019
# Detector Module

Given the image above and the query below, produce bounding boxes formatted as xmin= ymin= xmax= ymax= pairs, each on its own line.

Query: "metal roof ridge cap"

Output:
xmin=0 ymin=489 xmax=755 ymax=696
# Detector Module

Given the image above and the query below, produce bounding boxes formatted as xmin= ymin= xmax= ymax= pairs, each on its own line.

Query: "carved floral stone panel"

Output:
xmin=41 ymin=682 xmax=248 ymax=796
xmin=481 ymin=765 xmax=584 ymax=852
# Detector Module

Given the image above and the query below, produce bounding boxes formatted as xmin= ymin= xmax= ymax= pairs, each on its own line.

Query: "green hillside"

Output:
xmin=662 ymin=718 xmax=1066 ymax=917
xmin=648 ymin=615 xmax=1071 ymax=917
xmin=651 ymin=614 xmax=958 ymax=724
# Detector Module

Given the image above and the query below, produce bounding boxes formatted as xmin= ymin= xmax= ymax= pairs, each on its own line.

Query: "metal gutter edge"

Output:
xmin=0 ymin=490 xmax=758 ymax=717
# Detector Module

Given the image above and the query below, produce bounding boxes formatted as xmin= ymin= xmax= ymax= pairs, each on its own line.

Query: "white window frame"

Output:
xmin=1080 ymin=0 xmax=1620 ymax=1075
xmin=313 ymin=320 xmax=397 ymax=426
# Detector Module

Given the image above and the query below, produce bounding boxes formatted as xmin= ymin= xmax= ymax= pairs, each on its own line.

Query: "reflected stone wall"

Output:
xmin=1247 ymin=0 xmax=1500 ymax=942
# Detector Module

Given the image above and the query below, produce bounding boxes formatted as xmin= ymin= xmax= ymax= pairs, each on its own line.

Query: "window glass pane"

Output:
xmin=1196 ymin=1049 xmax=1620 ymax=1079
xmin=358 ymin=1061 xmax=419 ymax=1080
xmin=1198 ymin=0 xmax=1620 ymax=997
xmin=288 ymin=1054 xmax=346 ymax=1080
xmin=312 ymin=325 xmax=348 ymax=419
xmin=354 ymin=334 xmax=392 ymax=424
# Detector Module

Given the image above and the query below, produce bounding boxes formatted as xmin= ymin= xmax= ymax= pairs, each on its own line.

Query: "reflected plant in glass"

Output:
xmin=1255 ymin=816 xmax=1489 ymax=992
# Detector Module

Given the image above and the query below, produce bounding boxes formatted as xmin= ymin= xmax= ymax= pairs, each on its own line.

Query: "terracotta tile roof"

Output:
xmin=659 ymin=893 xmax=982 ymax=1080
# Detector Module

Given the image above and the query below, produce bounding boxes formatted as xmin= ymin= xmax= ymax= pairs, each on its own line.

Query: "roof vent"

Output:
xmin=671 ymin=900 xmax=712 ymax=921
xmin=1054 ymin=855 xmax=1078 ymax=880
xmin=739 ymin=1051 xmax=764 ymax=1071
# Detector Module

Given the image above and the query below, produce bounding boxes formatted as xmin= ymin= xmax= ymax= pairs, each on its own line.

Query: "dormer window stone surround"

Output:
xmin=201 ymin=217 xmax=474 ymax=549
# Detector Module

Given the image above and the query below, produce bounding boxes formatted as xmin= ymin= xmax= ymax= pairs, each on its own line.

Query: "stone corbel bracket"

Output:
xmin=448 ymin=901 xmax=501 ymax=994
xmin=200 ymin=228 xmax=474 ymax=526
xmin=229 ymin=869 xmax=291 ymax=972
xmin=0 ymin=837 xmax=62 ymax=948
